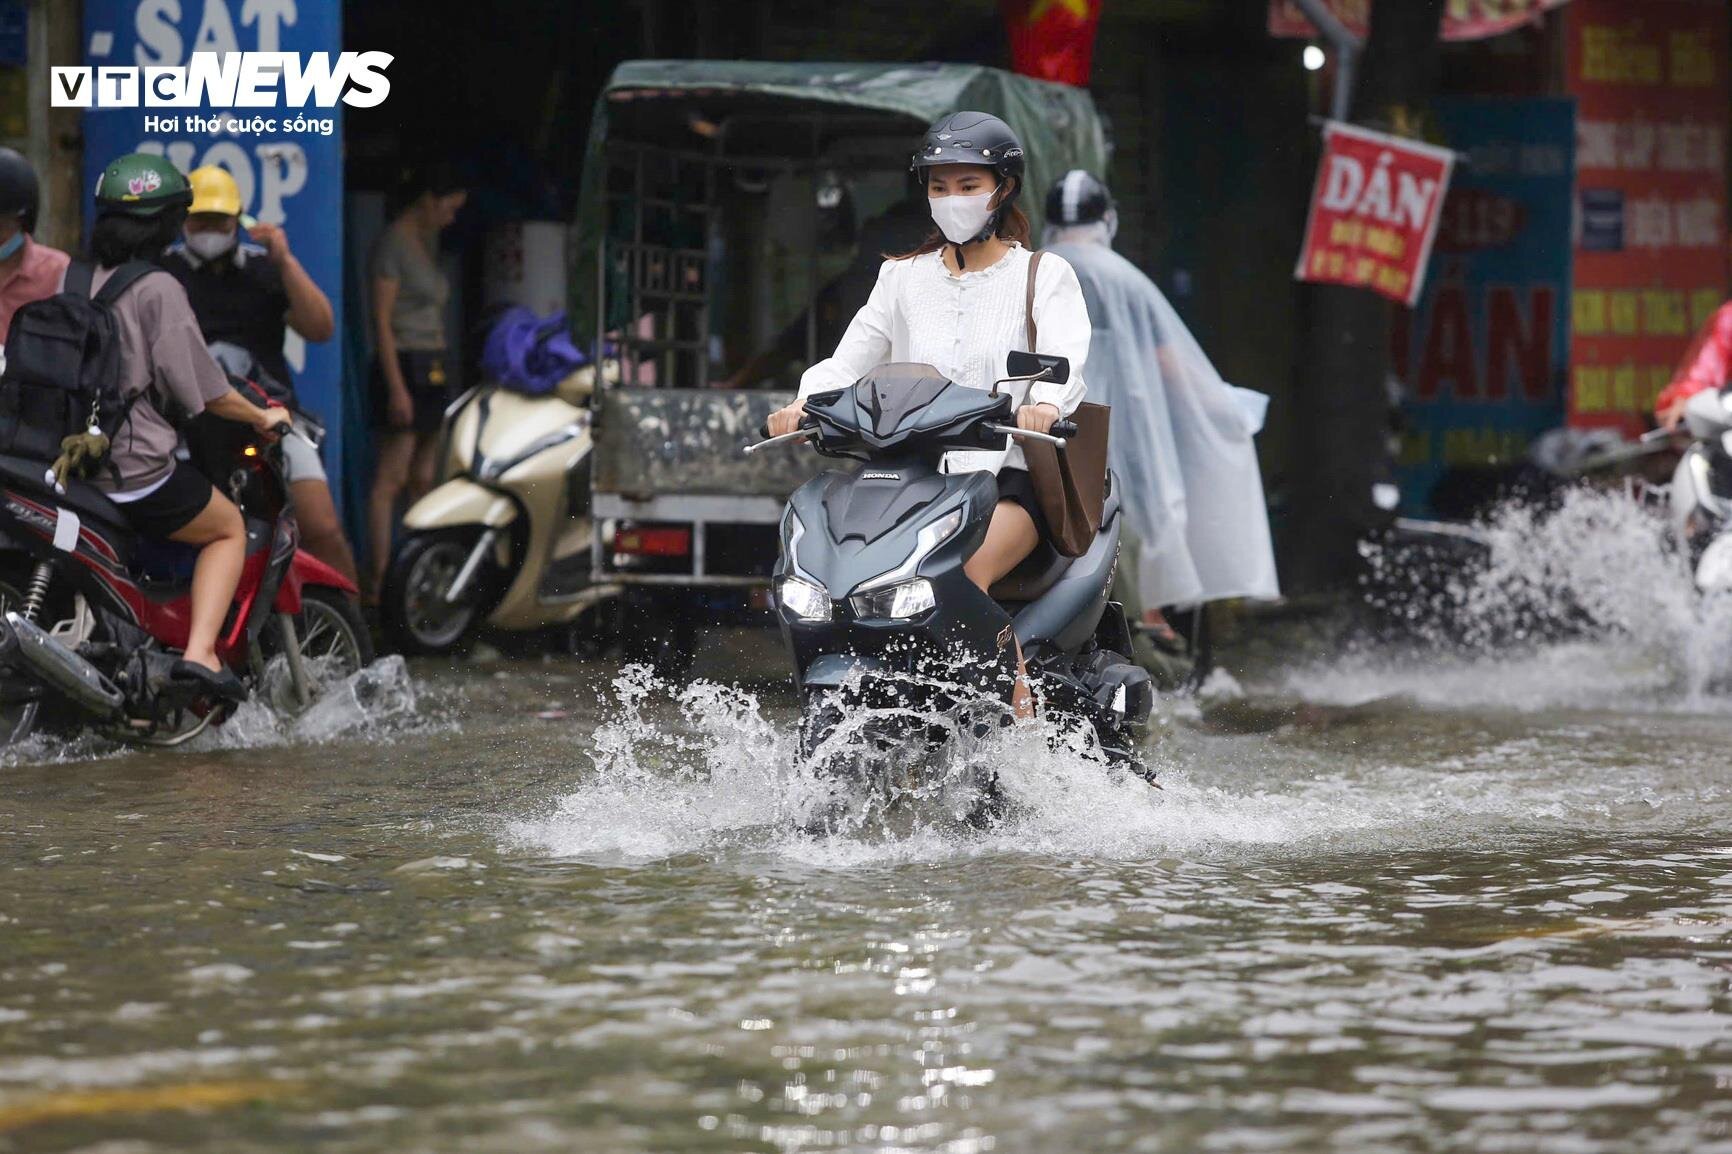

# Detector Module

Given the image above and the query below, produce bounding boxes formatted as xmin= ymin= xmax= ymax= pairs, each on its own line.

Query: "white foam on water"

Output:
xmin=0 ymin=656 xmax=438 ymax=766
xmin=195 ymin=654 xmax=432 ymax=749
xmin=503 ymin=662 xmax=1705 ymax=867
xmin=1337 ymin=487 xmax=1732 ymax=713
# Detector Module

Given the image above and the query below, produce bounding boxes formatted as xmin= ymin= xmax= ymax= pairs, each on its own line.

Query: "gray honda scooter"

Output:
xmin=747 ymin=354 xmax=1154 ymax=830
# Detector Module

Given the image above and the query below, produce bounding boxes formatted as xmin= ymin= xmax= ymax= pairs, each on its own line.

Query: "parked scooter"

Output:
xmin=748 ymin=355 xmax=1154 ymax=829
xmin=1669 ymin=385 xmax=1732 ymax=592
xmin=382 ymin=375 xmax=605 ymax=654
xmin=0 ymin=408 xmax=370 ymax=746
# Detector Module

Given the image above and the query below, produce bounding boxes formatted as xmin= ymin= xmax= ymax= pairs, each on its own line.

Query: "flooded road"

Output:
xmin=5 ymin=614 xmax=1732 ymax=1150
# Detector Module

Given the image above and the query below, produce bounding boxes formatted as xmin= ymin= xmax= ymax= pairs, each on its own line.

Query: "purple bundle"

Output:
xmin=481 ymin=307 xmax=588 ymax=395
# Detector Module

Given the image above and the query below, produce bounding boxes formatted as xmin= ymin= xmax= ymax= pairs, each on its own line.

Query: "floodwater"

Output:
xmin=5 ymin=490 xmax=1732 ymax=1153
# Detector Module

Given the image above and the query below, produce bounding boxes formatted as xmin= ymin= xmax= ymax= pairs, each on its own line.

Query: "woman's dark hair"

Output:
xmin=393 ymin=159 xmax=465 ymax=214
xmin=887 ymin=176 xmax=1030 ymax=261
xmin=89 ymin=208 xmax=184 ymax=267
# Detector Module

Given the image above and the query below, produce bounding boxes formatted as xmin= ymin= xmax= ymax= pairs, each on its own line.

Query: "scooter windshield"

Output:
xmin=806 ymin=363 xmax=1012 ymax=456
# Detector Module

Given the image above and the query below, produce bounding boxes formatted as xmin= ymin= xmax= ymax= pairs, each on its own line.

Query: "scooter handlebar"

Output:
xmin=1050 ymin=419 xmax=1079 ymax=440
xmin=744 ymin=423 xmax=816 ymax=454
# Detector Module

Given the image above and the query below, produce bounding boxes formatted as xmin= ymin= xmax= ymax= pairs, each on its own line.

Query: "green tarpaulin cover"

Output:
xmin=569 ymin=60 xmax=1109 ymax=345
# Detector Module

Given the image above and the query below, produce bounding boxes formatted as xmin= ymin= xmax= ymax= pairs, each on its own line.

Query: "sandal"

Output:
xmin=172 ymin=660 xmax=249 ymax=704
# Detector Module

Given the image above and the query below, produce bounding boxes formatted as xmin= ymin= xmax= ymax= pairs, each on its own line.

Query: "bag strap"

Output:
xmin=92 ymin=260 xmax=160 ymax=306
xmin=63 ymin=260 xmax=96 ymax=299
xmin=1024 ymin=249 xmax=1044 ymax=353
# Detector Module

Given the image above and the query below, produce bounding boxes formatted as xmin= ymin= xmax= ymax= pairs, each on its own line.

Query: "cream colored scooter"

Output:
xmin=381 ymin=372 xmax=615 ymax=655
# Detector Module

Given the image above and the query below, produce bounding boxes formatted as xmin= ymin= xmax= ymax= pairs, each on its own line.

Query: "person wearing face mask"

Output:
xmin=0 ymin=147 xmax=72 ymax=349
xmin=765 ymin=111 xmax=1091 ymax=719
xmin=159 ymin=165 xmax=352 ymax=585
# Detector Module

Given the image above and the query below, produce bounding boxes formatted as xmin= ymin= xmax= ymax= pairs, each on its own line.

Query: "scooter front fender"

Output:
xmin=402 ymin=478 xmax=519 ymax=533
xmin=801 ymin=652 xmax=886 ymax=691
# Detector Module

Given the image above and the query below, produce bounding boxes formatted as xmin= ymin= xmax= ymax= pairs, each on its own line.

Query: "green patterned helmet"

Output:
xmin=94 ymin=153 xmax=192 ymax=217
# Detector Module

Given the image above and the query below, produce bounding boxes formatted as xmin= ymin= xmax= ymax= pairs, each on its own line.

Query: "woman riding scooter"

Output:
xmin=767 ymin=111 xmax=1091 ymax=718
xmin=81 ymin=154 xmax=292 ymax=701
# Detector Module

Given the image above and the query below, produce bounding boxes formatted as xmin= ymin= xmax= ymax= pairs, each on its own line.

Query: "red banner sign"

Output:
xmin=1269 ymin=0 xmax=1570 ymax=42
xmin=1001 ymin=0 xmax=1102 ymax=87
xmin=1565 ymin=0 xmax=1730 ymax=433
xmin=1296 ymin=122 xmax=1456 ymax=307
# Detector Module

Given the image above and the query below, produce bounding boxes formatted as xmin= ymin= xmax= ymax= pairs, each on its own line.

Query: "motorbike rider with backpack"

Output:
xmin=159 ymin=165 xmax=354 ymax=585
xmin=766 ymin=112 xmax=1091 ymax=719
xmin=44 ymin=155 xmax=290 ymax=699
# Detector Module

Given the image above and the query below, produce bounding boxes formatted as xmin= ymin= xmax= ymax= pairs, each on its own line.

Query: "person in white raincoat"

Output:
xmin=1042 ymin=171 xmax=1279 ymax=619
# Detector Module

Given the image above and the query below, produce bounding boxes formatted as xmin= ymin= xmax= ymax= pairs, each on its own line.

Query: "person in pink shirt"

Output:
xmin=0 ymin=147 xmax=71 ymax=345
xmin=1657 ymin=299 xmax=1732 ymax=430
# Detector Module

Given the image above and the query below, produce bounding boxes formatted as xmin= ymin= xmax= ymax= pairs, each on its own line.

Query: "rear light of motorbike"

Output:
xmin=614 ymin=526 xmax=691 ymax=557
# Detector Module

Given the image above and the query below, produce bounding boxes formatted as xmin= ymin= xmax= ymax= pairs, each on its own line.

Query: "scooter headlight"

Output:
xmin=779 ymin=576 xmax=832 ymax=622
xmin=850 ymin=578 xmax=936 ymax=621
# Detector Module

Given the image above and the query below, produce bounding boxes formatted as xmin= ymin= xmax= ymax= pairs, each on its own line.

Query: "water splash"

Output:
xmin=504 ymin=662 xmax=1706 ymax=866
xmin=1344 ymin=487 xmax=1732 ymax=711
xmin=196 ymin=655 xmax=431 ymax=749
xmin=0 ymin=657 xmax=437 ymax=767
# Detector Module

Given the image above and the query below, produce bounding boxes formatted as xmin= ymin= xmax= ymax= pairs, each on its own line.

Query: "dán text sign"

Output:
xmin=1296 ymin=122 xmax=1456 ymax=307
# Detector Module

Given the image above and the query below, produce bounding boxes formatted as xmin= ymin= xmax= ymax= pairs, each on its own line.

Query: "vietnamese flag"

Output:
xmin=1002 ymin=0 xmax=1103 ymax=87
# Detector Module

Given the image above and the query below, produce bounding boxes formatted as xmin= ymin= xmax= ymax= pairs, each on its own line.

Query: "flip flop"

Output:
xmin=172 ymin=660 xmax=249 ymax=704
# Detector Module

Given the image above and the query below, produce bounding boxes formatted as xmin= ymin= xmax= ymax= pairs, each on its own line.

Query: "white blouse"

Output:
xmin=798 ymin=243 xmax=1091 ymax=474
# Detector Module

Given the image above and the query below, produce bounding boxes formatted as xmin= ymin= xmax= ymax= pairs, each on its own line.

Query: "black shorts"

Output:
xmin=370 ymin=350 xmax=454 ymax=433
xmin=995 ymin=467 xmax=1051 ymax=542
xmin=115 ymin=462 xmax=214 ymax=539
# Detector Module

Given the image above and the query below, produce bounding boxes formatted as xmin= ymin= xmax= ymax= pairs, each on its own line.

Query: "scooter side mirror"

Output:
xmin=1006 ymin=351 xmax=1069 ymax=385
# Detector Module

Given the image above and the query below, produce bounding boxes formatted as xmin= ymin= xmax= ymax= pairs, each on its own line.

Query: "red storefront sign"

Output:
xmin=1000 ymin=0 xmax=1102 ymax=87
xmin=1296 ymin=122 xmax=1456 ymax=307
xmin=1566 ymin=0 xmax=1730 ymax=433
xmin=1269 ymin=0 xmax=1570 ymax=41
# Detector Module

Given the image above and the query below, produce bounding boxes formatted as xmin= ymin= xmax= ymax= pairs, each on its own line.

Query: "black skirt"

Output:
xmin=370 ymin=350 xmax=454 ymax=433
xmin=995 ymin=467 xmax=1051 ymax=542
xmin=116 ymin=462 xmax=215 ymax=539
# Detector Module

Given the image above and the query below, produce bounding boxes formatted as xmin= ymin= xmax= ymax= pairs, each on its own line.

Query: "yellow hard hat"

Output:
xmin=187 ymin=165 xmax=241 ymax=217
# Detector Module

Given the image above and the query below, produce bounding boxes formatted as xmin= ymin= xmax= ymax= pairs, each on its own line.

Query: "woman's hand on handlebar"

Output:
xmin=767 ymin=399 xmax=808 ymax=438
xmin=1016 ymin=402 xmax=1062 ymax=435
xmin=253 ymin=407 xmax=294 ymax=440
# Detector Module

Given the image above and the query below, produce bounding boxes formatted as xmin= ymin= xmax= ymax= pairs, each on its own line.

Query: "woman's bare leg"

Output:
xmin=408 ymin=430 xmax=442 ymax=503
xmin=366 ymin=429 xmax=417 ymax=601
xmin=965 ymin=500 xmax=1040 ymax=719
xmin=168 ymin=490 xmax=247 ymax=672
xmin=290 ymin=478 xmax=359 ymax=587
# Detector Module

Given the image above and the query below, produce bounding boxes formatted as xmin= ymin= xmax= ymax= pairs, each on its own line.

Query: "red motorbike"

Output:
xmin=0 ymin=411 xmax=372 ymax=746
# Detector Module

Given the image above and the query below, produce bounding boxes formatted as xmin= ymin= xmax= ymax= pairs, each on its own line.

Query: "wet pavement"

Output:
xmin=5 ymin=496 xmax=1732 ymax=1153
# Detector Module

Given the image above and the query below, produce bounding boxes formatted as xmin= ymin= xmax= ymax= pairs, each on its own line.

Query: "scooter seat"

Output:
xmin=0 ymin=454 xmax=132 ymax=538
xmin=990 ymin=541 xmax=1071 ymax=603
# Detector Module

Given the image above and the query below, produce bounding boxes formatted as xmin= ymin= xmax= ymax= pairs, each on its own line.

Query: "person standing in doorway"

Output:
xmin=160 ymin=165 xmax=356 ymax=585
xmin=365 ymin=165 xmax=467 ymax=603
xmin=0 ymin=147 xmax=71 ymax=346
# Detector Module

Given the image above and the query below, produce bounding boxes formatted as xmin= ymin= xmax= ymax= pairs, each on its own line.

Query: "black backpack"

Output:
xmin=0 ymin=260 xmax=157 ymax=468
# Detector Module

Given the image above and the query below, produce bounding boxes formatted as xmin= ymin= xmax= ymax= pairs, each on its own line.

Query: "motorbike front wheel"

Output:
xmin=382 ymin=532 xmax=496 ymax=656
xmin=265 ymin=586 xmax=375 ymax=716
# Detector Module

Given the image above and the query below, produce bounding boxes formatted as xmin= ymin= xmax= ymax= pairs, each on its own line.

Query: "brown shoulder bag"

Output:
xmin=1020 ymin=250 xmax=1109 ymax=558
